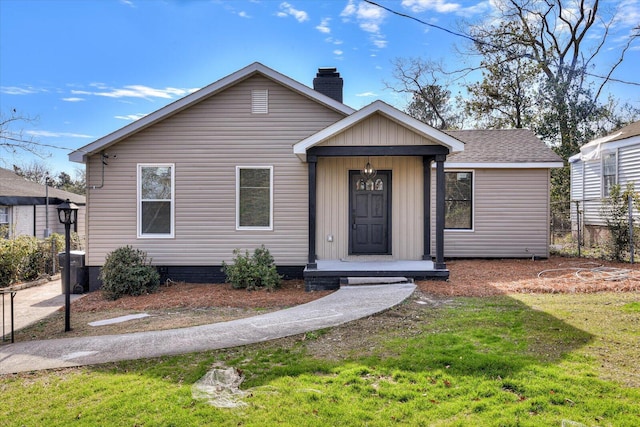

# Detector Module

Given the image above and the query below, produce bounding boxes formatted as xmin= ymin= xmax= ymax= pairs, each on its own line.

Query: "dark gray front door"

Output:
xmin=349 ymin=170 xmax=391 ymax=255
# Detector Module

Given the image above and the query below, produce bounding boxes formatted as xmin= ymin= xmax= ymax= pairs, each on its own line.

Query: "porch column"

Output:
xmin=422 ymin=156 xmax=432 ymax=260
xmin=307 ymin=156 xmax=317 ymax=269
xmin=435 ymin=154 xmax=446 ymax=269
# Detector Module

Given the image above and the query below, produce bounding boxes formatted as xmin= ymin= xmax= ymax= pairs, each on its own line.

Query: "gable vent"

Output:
xmin=252 ymin=89 xmax=268 ymax=114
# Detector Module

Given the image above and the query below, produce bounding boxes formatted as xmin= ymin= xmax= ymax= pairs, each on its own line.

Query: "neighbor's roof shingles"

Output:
xmin=0 ymin=167 xmax=85 ymax=205
xmin=446 ymin=129 xmax=563 ymax=163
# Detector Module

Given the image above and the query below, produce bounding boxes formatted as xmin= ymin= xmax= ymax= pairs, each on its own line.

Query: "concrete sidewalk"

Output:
xmin=2 ymin=279 xmax=85 ymax=336
xmin=0 ymin=283 xmax=416 ymax=375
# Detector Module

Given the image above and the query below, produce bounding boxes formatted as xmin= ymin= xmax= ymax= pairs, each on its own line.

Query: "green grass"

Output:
xmin=2 ymin=293 xmax=639 ymax=426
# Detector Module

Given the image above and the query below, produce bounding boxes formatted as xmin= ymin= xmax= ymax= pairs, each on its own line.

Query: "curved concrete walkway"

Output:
xmin=0 ymin=283 xmax=415 ymax=375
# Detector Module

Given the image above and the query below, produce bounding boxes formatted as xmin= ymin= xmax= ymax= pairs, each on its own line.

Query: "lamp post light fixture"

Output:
xmin=57 ymin=198 xmax=78 ymax=332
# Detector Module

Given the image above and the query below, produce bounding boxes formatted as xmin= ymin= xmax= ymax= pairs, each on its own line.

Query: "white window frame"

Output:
xmin=236 ymin=166 xmax=273 ymax=231
xmin=0 ymin=206 xmax=9 ymax=225
xmin=601 ymin=150 xmax=617 ymax=197
xmin=444 ymin=170 xmax=475 ymax=232
xmin=137 ymin=163 xmax=175 ymax=238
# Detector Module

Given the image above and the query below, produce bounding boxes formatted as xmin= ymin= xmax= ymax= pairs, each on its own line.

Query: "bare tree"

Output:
xmin=466 ymin=0 xmax=639 ymax=156
xmin=13 ymin=160 xmax=51 ymax=185
xmin=1 ymin=110 xmax=46 ymax=158
xmin=385 ymin=58 xmax=462 ymax=129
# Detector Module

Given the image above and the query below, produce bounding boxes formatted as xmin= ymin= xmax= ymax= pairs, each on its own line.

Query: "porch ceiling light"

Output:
xmin=361 ymin=158 xmax=377 ymax=182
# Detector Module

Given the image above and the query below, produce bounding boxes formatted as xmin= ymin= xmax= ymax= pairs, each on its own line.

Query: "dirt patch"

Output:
xmin=12 ymin=257 xmax=640 ymax=343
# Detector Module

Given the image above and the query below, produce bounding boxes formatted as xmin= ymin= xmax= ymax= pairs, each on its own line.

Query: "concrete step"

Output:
xmin=340 ymin=276 xmax=412 ymax=286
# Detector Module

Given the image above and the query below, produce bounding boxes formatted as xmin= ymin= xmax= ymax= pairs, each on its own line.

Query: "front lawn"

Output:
xmin=2 ymin=290 xmax=639 ymax=426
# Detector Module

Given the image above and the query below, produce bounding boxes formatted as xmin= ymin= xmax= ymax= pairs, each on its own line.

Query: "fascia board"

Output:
xmin=443 ymin=162 xmax=565 ymax=169
xmin=294 ymin=100 xmax=465 ymax=161
xmin=70 ymin=62 xmax=355 ymax=163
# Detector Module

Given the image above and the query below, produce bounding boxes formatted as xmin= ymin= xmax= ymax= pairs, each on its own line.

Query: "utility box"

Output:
xmin=58 ymin=251 xmax=88 ymax=294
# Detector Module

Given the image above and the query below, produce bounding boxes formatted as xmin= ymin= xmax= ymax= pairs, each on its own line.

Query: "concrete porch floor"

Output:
xmin=304 ymin=258 xmax=449 ymax=291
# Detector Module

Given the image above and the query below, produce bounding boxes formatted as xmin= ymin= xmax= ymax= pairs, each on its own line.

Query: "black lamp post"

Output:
xmin=57 ymin=198 xmax=78 ymax=332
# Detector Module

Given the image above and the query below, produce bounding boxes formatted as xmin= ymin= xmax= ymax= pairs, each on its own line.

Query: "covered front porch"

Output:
xmin=293 ymin=102 xmax=465 ymax=291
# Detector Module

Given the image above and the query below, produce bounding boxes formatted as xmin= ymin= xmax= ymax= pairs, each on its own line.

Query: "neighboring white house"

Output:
xmin=0 ymin=167 xmax=86 ymax=240
xmin=569 ymin=121 xmax=640 ymax=245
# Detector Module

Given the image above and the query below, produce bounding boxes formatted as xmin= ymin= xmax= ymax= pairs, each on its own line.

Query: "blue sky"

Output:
xmin=1 ymin=0 xmax=639 ymax=176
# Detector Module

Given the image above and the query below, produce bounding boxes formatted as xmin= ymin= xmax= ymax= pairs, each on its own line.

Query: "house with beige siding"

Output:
xmin=569 ymin=121 xmax=640 ymax=245
xmin=69 ymin=62 xmax=562 ymax=290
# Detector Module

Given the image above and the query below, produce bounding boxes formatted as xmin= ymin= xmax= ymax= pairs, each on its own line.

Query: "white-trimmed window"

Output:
xmin=0 ymin=206 xmax=8 ymax=225
xmin=445 ymin=171 xmax=473 ymax=230
xmin=602 ymin=151 xmax=617 ymax=197
xmin=236 ymin=166 xmax=273 ymax=230
xmin=138 ymin=164 xmax=174 ymax=238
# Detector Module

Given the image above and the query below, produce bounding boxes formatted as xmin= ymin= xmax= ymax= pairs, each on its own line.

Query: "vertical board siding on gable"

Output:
xmin=320 ymin=114 xmax=440 ymax=146
xmin=433 ymin=168 xmax=550 ymax=258
xmin=316 ymin=156 xmax=424 ymax=260
xmin=84 ymin=75 xmax=344 ymax=267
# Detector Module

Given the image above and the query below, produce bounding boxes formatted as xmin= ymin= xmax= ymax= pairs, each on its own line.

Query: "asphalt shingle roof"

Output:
xmin=607 ymin=120 xmax=640 ymax=142
xmin=446 ymin=129 xmax=563 ymax=163
xmin=0 ymin=167 xmax=85 ymax=205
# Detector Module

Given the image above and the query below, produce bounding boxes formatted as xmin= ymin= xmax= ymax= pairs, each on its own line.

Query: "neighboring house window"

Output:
xmin=251 ymin=89 xmax=268 ymax=114
xmin=602 ymin=151 xmax=617 ymax=197
xmin=138 ymin=164 xmax=174 ymax=238
xmin=445 ymin=171 xmax=473 ymax=230
xmin=0 ymin=206 xmax=8 ymax=238
xmin=236 ymin=166 xmax=273 ymax=230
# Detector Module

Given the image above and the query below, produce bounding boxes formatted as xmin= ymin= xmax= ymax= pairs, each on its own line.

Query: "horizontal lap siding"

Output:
xmin=436 ymin=169 xmax=551 ymax=258
xmin=582 ymin=159 xmax=605 ymax=225
xmin=85 ymin=75 xmax=344 ymax=266
xmin=619 ymin=144 xmax=640 ymax=218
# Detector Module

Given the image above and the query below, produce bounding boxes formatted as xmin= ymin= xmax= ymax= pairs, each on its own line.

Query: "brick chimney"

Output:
xmin=313 ymin=67 xmax=343 ymax=103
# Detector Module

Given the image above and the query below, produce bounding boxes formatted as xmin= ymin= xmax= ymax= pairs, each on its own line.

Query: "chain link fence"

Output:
xmin=551 ymin=195 xmax=638 ymax=263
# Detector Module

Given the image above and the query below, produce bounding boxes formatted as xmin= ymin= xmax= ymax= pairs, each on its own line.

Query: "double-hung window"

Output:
xmin=0 ymin=206 xmax=9 ymax=238
xmin=444 ymin=171 xmax=473 ymax=230
xmin=138 ymin=164 xmax=174 ymax=238
xmin=236 ymin=166 xmax=273 ymax=230
xmin=602 ymin=152 xmax=617 ymax=197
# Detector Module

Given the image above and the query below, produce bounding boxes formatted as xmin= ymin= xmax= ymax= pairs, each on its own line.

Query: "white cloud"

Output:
xmin=26 ymin=130 xmax=93 ymax=139
xmin=316 ymin=17 xmax=331 ymax=33
xmin=325 ymin=37 xmax=343 ymax=45
xmin=402 ymin=0 xmax=461 ymax=14
xmin=62 ymin=97 xmax=84 ymax=102
xmin=70 ymin=85 xmax=198 ymax=100
xmin=341 ymin=0 xmax=388 ymax=48
xmin=278 ymin=2 xmax=309 ymax=23
xmin=0 ymin=86 xmax=44 ymax=95
xmin=356 ymin=91 xmax=377 ymax=97
xmin=114 ymin=113 xmax=148 ymax=121
xmin=120 ymin=0 xmax=135 ymax=7
xmin=238 ymin=11 xmax=250 ymax=18
xmin=334 ymin=49 xmax=344 ymax=55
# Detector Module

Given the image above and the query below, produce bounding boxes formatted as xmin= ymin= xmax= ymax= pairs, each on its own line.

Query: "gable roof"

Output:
xmin=293 ymin=100 xmax=465 ymax=161
xmin=0 ymin=167 xmax=86 ymax=206
xmin=569 ymin=120 xmax=640 ymax=163
xmin=69 ymin=62 xmax=356 ymax=163
xmin=446 ymin=129 xmax=563 ymax=168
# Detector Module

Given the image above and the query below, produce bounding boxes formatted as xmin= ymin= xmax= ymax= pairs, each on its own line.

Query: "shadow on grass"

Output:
xmin=89 ymin=294 xmax=594 ymax=389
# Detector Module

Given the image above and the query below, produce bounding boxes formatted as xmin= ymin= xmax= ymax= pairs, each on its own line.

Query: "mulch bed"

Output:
xmin=72 ymin=257 xmax=640 ymax=312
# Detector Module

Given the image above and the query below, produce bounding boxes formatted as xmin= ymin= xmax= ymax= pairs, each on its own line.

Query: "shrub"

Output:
xmin=600 ymin=183 xmax=640 ymax=261
xmin=221 ymin=245 xmax=281 ymax=291
xmin=99 ymin=246 xmax=160 ymax=300
xmin=0 ymin=235 xmax=39 ymax=287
